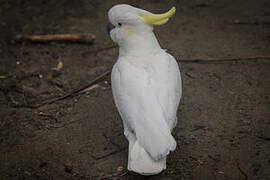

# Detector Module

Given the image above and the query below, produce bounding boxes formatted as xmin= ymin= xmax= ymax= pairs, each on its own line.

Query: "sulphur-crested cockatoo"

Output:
xmin=107 ymin=4 xmax=182 ymax=175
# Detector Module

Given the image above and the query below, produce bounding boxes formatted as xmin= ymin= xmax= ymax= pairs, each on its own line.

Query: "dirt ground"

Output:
xmin=1 ymin=0 xmax=270 ymax=179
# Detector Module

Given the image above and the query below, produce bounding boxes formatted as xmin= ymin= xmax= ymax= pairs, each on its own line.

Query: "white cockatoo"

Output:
xmin=107 ymin=4 xmax=182 ymax=175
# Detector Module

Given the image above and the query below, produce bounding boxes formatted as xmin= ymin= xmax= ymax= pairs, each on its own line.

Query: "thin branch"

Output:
xmin=232 ymin=20 xmax=270 ymax=25
xmin=235 ymin=160 xmax=248 ymax=180
xmin=97 ymin=173 xmax=105 ymax=180
xmin=255 ymin=135 xmax=270 ymax=142
xmin=15 ymin=34 xmax=95 ymax=43
xmin=81 ymin=45 xmax=117 ymax=56
xmin=101 ymin=170 xmax=128 ymax=179
xmin=31 ymin=70 xmax=111 ymax=108
xmin=94 ymin=147 xmax=127 ymax=160
xmin=178 ymin=56 xmax=270 ymax=63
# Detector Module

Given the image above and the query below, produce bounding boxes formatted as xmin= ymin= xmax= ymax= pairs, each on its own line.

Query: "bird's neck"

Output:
xmin=119 ymin=32 xmax=161 ymax=57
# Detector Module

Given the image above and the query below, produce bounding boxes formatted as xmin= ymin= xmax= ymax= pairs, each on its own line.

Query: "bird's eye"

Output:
xmin=118 ymin=23 xmax=122 ymax=27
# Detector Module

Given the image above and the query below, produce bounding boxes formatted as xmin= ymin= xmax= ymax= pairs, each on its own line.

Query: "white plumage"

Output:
xmin=107 ymin=4 xmax=182 ymax=175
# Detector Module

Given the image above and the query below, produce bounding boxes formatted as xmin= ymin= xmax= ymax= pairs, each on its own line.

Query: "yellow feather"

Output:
xmin=139 ymin=7 xmax=176 ymax=25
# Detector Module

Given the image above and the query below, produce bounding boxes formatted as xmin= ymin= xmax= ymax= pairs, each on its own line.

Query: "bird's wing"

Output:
xmin=111 ymin=58 xmax=176 ymax=160
xmin=150 ymin=52 xmax=182 ymax=130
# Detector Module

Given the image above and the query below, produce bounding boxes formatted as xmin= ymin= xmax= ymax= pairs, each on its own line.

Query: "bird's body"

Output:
xmin=108 ymin=4 xmax=182 ymax=175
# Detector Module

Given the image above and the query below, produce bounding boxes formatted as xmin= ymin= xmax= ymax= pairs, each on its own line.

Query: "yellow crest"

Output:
xmin=139 ymin=7 xmax=176 ymax=25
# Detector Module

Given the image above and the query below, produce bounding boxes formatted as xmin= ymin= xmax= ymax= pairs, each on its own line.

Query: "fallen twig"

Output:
xmin=255 ymin=135 xmax=270 ymax=142
xmin=101 ymin=170 xmax=128 ymax=179
xmin=15 ymin=34 xmax=95 ymax=43
xmin=97 ymin=173 xmax=104 ymax=180
xmin=94 ymin=147 xmax=127 ymax=160
xmin=81 ymin=45 xmax=117 ymax=56
xmin=79 ymin=84 xmax=100 ymax=94
xmin=0 ymin=76 xmax=7 ymax=79
xmin=31 ymin=70 xmax=111 ymax=108
xmin=232 ymin=20 xmax=270 ymax=25
xmin=235 ymin=160 xmax=248 ymax=180
xmin=178 ymin=56 xmax=270 ymax=63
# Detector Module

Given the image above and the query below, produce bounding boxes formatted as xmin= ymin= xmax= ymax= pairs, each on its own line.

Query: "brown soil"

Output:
xmin=1 ymin=0 xmax=270 ymax=179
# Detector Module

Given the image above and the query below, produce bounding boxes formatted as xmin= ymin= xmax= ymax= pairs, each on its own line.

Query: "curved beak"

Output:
xmin=106 ymin=23 xmax=115 ymax=34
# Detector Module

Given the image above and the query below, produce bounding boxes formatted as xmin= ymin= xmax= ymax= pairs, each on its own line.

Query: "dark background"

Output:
xmin=1 ymin=0 xmax=270 ymax=179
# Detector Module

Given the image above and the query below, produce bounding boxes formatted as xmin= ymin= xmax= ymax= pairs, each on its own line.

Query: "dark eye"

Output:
xmin=118 ymin=23 xmax=122 ymax=27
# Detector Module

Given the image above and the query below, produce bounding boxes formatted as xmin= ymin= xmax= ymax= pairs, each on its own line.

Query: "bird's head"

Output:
xmin=107 ymin=4 xmax=176 ymax=45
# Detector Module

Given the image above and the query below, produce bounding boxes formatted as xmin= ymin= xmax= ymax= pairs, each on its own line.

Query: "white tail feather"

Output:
xmin=128 ymin=140 xmax=166 ymax=175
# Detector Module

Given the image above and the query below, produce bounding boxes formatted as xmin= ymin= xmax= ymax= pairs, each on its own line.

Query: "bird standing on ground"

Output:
xmin=107 ymin=4 xmax=182 ymax=175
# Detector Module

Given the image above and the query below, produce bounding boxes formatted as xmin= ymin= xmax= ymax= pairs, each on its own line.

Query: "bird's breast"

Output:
xmin=126 ymin=56 xmax=151 ymax=69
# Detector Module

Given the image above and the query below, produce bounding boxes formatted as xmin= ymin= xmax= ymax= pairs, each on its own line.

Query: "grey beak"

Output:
xmin=106 ymin=23 xmax=115 ymax=34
